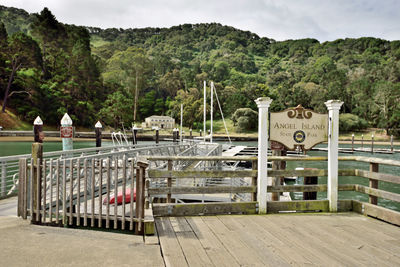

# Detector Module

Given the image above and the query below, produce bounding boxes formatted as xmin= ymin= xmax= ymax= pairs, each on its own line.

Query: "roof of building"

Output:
xmin=146 ymin=115 xmax=174 ymax=120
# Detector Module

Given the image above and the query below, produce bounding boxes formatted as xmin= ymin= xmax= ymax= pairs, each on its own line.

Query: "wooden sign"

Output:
xmin=60 ymin=126 xmax=73 ymax=138
xmin=270 ymin=140 xmax=285 ymax=150
xmin=270 ymin=105 xmax=328 ymax=150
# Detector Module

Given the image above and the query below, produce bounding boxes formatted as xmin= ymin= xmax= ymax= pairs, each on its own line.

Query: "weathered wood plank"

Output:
xmin=354 ymin=184 xmax=400 ymax=203
xmin=355 ymin=169 xmax=400 ymax=184
xmin=148 ymin=185 xmax=256 ymax=195
xmin=153 ymin=202 xmax=257 ymax=217
xmin=148 ymin=170 xmax=257 ymax=179
xmin=352 ymin=200 xmax=400 ymax=226
xmin=172 ymin=217 xmax=214 ymax=266
xmin=91 ymin=159 xmax=95 ymax=227
xmin=218 ymin=215 xmax=290 ymax=266
xmin=185 ymin=217 xmax=240 ymax=267
xmin=76 ymin=159 xmax=80 ymax=226
xmin=202 ymin=216 xmax=265 ymax=266
xmin=268 ymin=184 xmax=355 ymax=192
xmin=155 ymin=217 xmax=188 ymax=267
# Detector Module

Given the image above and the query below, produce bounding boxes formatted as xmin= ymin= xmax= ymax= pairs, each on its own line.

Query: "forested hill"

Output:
xmin=1 ymin=5 xmax=400 ymax=134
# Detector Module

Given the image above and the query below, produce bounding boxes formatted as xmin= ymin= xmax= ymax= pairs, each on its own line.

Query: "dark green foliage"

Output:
xmin=339 ymin=113 xmax=368 ymax=132
xmin=231 ymin=108 xmax=258 ymax=132
xmin=2 ymin=4 xmax=400 ymax=135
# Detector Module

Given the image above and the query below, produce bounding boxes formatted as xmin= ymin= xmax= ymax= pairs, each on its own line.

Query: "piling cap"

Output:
xmin=95 ymin=121 xmax=102 ymax=128
xmin=33 ymin=116 xmax=43 ymax=125
xmin=61 ymin=113 xmax=72 ymax=126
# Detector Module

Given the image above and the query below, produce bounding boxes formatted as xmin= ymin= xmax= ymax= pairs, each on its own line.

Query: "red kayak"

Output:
xmin=103 ymin=188 xmax=136 ymax=205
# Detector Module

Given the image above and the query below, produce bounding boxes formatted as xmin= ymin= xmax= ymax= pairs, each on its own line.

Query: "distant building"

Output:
xmin=143 ymin=115 xmax=175 ymax=129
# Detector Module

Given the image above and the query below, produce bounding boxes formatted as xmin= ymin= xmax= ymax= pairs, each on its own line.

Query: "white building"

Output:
xmin=143 ymin=115 xmax=175 ymax=129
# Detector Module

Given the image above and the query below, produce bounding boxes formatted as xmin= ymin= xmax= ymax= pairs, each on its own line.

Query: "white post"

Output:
xmin=61 ymin=113 xmax=73 ymax=151
xmin=255 ymin=97 xmax=272 ymax=214
xmin=203 ymin=80 xmax=206 ymax=143
xmin=210 ymin=81 xmax=213 ymax=143
xmin=180 ymin=104 xmax=183 ymax=144
xmin=325 ymin=100 xmax=343 ymax=212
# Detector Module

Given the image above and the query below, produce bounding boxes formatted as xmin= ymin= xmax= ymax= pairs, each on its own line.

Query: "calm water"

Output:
xmin=1 ymin=140 xmax=399 ymax=211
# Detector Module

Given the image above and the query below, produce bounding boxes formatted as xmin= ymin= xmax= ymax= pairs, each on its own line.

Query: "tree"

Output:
xmin=2 ymin=32 xmax=42 ymax=112
xmin=103 ymin=47 xmax=151 ymax=122
xmin=231 ymin=108 xmax=258 ymax=132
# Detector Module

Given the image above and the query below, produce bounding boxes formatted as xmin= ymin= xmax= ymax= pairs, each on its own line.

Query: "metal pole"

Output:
xmin=180 ymin=104 xmax=183 ymax=144
xmin=210 ymin=81 xmax=213 ymax=143
xmin=203 ymin=80 xmax=206 ymax=143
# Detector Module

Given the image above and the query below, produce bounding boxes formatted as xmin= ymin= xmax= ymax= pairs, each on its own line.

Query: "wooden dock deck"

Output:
xmin=155 ymin=213 xmax=400 ymax=266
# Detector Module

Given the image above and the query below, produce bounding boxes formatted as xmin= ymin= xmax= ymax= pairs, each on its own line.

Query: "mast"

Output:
xmin=203 ymin=80 xmax=206 ymax=143
xmin=180 ymin=103 xmax=183 ymax=144
xmin=210 ymin=81 xmax=213 ymax=143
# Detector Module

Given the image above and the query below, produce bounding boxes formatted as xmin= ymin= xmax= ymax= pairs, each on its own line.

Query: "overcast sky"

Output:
xmin=2 ymin=0 xmax=400 ymax=42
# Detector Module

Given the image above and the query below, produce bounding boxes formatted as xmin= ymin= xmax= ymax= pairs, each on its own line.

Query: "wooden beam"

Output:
xmin=152 ymin=202 xmax=257 ymax=217
xmin=355 ymin=169 xmax=400 ymax=185
xmin=354 ymin=184 xmax=400 ymax=203
xmin=149 ymin=186 xmax=257 ymax=195
xmin=267 ymin=199 xmax=353 ymax=213
xmin=267 ymin=200 xmax=329 ymax=213
xmin=267 ymin=184 xmax=355 ymax=193
xmin=352 ymin=200 xmax=400 ymax=226
xmin=148 ymin=170 xmax=257 ymax=179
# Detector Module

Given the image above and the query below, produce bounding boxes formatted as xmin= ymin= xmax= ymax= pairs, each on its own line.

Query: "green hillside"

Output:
xmin=1 ymin=5 xmax=400 ymax=134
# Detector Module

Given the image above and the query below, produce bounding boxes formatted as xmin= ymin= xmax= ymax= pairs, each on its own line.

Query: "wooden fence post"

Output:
xmin=351 ymin=134 xmax=354 ymax=152
xmin=1 ymin=161 xmax=5 ymax=197
xmin=251 ymin=160 xmax=257 ymax=202
xmin=31 ymin=142 xmax=43 ymax=223
xmin=361 ymin=134 xmax=364 ymax=149
xmin=135 ymin=161 xmax=148 ymax=235
xmin=167 ymin=160 xmax=172 ymax=203
xmin=369 ymin=162 xmax=379 ymax=205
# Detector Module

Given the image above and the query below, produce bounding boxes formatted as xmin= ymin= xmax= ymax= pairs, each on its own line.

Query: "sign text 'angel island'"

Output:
xmin=270 ymin=105 xmax=328 ymax=150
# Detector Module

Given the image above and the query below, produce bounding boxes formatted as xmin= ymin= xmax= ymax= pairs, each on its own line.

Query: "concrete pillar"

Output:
xmin=255 ymin=97 xmax=272 ymax=214
xmin=325 ymin=100 xmax=343 ymax=212
xmin=61 ymin=113 xmax=73 ymax=151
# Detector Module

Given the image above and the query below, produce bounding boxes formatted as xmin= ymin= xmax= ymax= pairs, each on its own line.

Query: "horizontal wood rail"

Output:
xmin=354 ymin=184 xmax=400 ymax=203
xmin=268 ymin=184 xmax=355 ymax=193
xmin=149 ymin=186 xmax=256 ymax=195
xmin=152 ymin=202 xmax=257 ymax=216
xmin=148 ymin=170 xmax=257 ymax=179
xmin=355 ymin=169 xmax=400 ymax=184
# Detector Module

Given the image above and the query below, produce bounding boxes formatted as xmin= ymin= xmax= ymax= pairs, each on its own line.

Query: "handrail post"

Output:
xmin=136 ymin=160 xmax=148 ymax=235
xmin=369 ymin=162 xmax=379 ymax=205
xmin=325 ymin=100 xmax=343 ymax=212
xmin=167 ymin=160 xmax=172 ymax=203
xmin=251 ymin=160 xmax=257 ymax=202
xmin=255 ymin=97 xmax=272 ymax=214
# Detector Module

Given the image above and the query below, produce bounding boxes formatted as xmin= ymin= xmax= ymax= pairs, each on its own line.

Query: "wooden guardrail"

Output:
xmin=144 ymin=155 xmax=400 ymax=226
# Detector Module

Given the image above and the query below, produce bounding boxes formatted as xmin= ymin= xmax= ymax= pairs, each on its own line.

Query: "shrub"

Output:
xmin=339 ymin=113 xmax=368 ymax=132
xmin=232 ymin=108 xmax=258 ymax=132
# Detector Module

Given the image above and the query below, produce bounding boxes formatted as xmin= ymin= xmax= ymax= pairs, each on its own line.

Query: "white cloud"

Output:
xmin=1 ymin=0 xmax=399 ymax=41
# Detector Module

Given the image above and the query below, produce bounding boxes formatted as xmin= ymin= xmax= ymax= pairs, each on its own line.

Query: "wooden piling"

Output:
xmin=95 ymin=121 xmax=102 ymax=148
xmin=155 ymin=128 xmax=159 ymax=144
xmin=371 ymin=135 xmax=374 ymax=153
xmin=31 ymin=142 xmax=43 ymax=223
xmin=351 ymin=134 xmax=354 ymax=152
xmin=251 ymin=160 xmax=257 ymax=201
xmin=369 ymin=162 xmax=379 ymax=205
xmin=391 ymin=135 xmax=394 ymax=152
xmin=167 ymin=160 xmax=172 ymax=203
